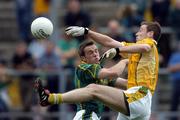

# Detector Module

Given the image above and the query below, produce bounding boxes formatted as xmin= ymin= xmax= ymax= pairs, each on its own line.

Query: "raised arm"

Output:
xmin=100 ymin=43 xmax=152 ymax=62
xmin=65 ymin=26 xmax=121 ymax=48
xmin=87 ymin=30 xmax=121 ymax=48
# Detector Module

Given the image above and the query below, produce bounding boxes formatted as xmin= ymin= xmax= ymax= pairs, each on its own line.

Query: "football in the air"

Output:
xmin=31 ymin=17 xmax=53 ymax=39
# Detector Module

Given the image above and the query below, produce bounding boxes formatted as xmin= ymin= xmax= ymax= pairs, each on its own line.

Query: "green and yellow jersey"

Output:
xmin=74 ymin=62 xmax=115 ymax=119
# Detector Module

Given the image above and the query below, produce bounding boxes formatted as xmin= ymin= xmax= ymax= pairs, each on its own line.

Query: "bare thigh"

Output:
xmin=87 ymin=84 xmax=128 ymax=115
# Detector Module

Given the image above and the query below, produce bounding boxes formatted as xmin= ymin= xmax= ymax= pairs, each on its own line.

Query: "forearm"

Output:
xmin=88 ymin=30 xmax=121 ymax=48
xmin=108 ymin=60 xmax=127 ymax=77
xmin=114 ymin=78 xmax=127 ymax=90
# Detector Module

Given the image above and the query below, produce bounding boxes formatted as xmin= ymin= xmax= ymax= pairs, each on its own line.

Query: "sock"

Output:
xmin=48 ymin=93 xmax=62 ymax=104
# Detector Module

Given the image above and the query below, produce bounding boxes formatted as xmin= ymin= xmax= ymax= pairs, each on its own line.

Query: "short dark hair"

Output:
xmin=78 ymin=40 xmax=95 ymax=57
xmin=141 ymin=21 xmax=161 ymax=42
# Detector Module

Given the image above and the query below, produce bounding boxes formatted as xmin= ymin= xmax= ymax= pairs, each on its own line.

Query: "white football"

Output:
xmin=31 ymin=17 xmax=53 ymax=39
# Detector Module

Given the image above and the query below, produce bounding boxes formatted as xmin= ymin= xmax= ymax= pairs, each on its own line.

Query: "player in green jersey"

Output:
xmin=35 ymin=40 xmax=128 ymax=120
xmin=74 ymin=40 xmax=121 ymax=119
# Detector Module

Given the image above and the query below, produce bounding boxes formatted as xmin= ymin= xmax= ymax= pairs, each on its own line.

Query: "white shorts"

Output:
xmin=73 ymin=110 xmax=100 ymax=120
xmin=117 ymin=86 xmax=152 ymax=120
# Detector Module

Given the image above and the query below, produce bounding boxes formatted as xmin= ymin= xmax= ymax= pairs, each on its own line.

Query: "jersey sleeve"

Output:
xmin=119 ymin=42 xmax=135 ymax=59
xmin=120 ymin=42 xmax=136 ymax=46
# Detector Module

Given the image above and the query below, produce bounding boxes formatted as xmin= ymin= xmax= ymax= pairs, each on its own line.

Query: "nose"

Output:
xmin=93 ymin=52 xmax=98 ymax=57
xmin=135 ymin=32 xmax=139 ymax=36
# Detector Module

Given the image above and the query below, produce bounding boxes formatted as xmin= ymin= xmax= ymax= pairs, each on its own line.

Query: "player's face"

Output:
xmin=136 ymin=25 xmax=149 ymax=41
xmin=83 ymin=44 xmax=100 ymax=64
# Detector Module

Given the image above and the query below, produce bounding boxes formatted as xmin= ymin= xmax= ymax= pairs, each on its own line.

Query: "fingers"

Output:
xmin=65 ymin=26 xmax=77 ymax=31
xmin=65 ymin=27 xmax=72 ymax=32
xmin=65 ymin=26 xmax=79 ymax=35
xmin=99 ymin=53 xmax=106 ymax=62
xmin=65 ymin=26 xmax=85 ymax=37
xmin=106 ymin=52 xmax=110 ymax=58
xmin=65 ymin=28 xmax=74 ymax=35
xmin=65 ymin=27 xmax=73 ymax=35
xmin=100 ymin=48 xmax=116 ymax=62
xmin=73 ymin=27 xmax=84 ymax=36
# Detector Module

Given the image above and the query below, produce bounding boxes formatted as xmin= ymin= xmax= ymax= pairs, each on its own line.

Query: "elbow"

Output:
xmin=99 ymin=69 xmax=120 ymax=79
xmin=106 ymin=71 xmax=119 ymax=79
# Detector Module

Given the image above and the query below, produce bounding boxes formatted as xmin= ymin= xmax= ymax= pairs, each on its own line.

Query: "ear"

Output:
xmin=81 ymin=56 xmax=86 ymax=62
xmin=148 ymin=31 xmax=154 ymax=38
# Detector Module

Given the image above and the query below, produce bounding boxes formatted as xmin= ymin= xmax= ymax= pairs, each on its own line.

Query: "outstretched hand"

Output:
xmin=65 ymin=26 xmax=89 ymax=36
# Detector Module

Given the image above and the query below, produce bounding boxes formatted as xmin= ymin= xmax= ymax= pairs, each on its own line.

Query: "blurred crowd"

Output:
xmin=0 ymin=0 xmax=180 ymax=120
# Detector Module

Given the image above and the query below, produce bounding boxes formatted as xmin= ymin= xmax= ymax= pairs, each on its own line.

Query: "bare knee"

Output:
xmin=86 ymin=83 xmax=97 ymax=88
xmin=86 ymin=84 xmax=100 ymax=99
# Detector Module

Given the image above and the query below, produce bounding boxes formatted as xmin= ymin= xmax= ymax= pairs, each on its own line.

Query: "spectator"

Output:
xmin=64 ymin=0 xmax=92 ymax=42
xmin=0 ymin=59 xmax=10 ymax=116
xmin=37 ymin=41 xmax=61 ymax=76
xmin=118 ymin=0 xmax=147 ymax=16
xmin=168 ymin=0 xmax=180 ymax=41
xmin=168 ymin=42 xmax=180 ymax=120
xmin=28 ymin=39 xmax=46 ymax=61
xmin=56 ymin=34 xmax=78 ymax=93
xmin=36 ymin=41 xmax=62 ymax=116
xmin=116 ymin=5 xmax=140 ymax=41
xmin=33 ymin=0 xmax=51 ymax=17
xmin=56 ymin=34 xmax=78 ymax=70
xmin=15 ymin=0 xmax=33 ymax=44
xmin=107 ymin=19 xmax=125 ymax=42
xmin=106 ymin=19 xmax=126 ymax=63
xmin=157 ymin=33 xmax=172 ymax=67
xmin=11 ymin=42 xmax=35 ymax=113
xmin=150 ymin=0 xmax=170 ymax=26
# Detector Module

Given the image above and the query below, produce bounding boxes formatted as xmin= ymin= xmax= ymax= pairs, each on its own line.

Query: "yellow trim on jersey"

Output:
xmin=78 ymin=64 xmax=99 ymax=78
xmin=77 ymin=79 xmax=81 ymax=88
xmin=77 ymin=79 xmax=83 ymax=109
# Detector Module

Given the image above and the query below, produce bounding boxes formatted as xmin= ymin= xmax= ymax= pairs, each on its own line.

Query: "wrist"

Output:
xmin=115 ymin=48 xmax=120 ymax=54
xmin=48 ymin=93 xmax=62 ymax=104
xmin=84 ymin=28 xmax=89 ymax=35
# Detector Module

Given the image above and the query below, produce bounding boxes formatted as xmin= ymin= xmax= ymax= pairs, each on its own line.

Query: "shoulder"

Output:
xmin=138 ymin=38 xmax=157 ymax=46
xmin=78 ymin=64 xmax=101 ymax=71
